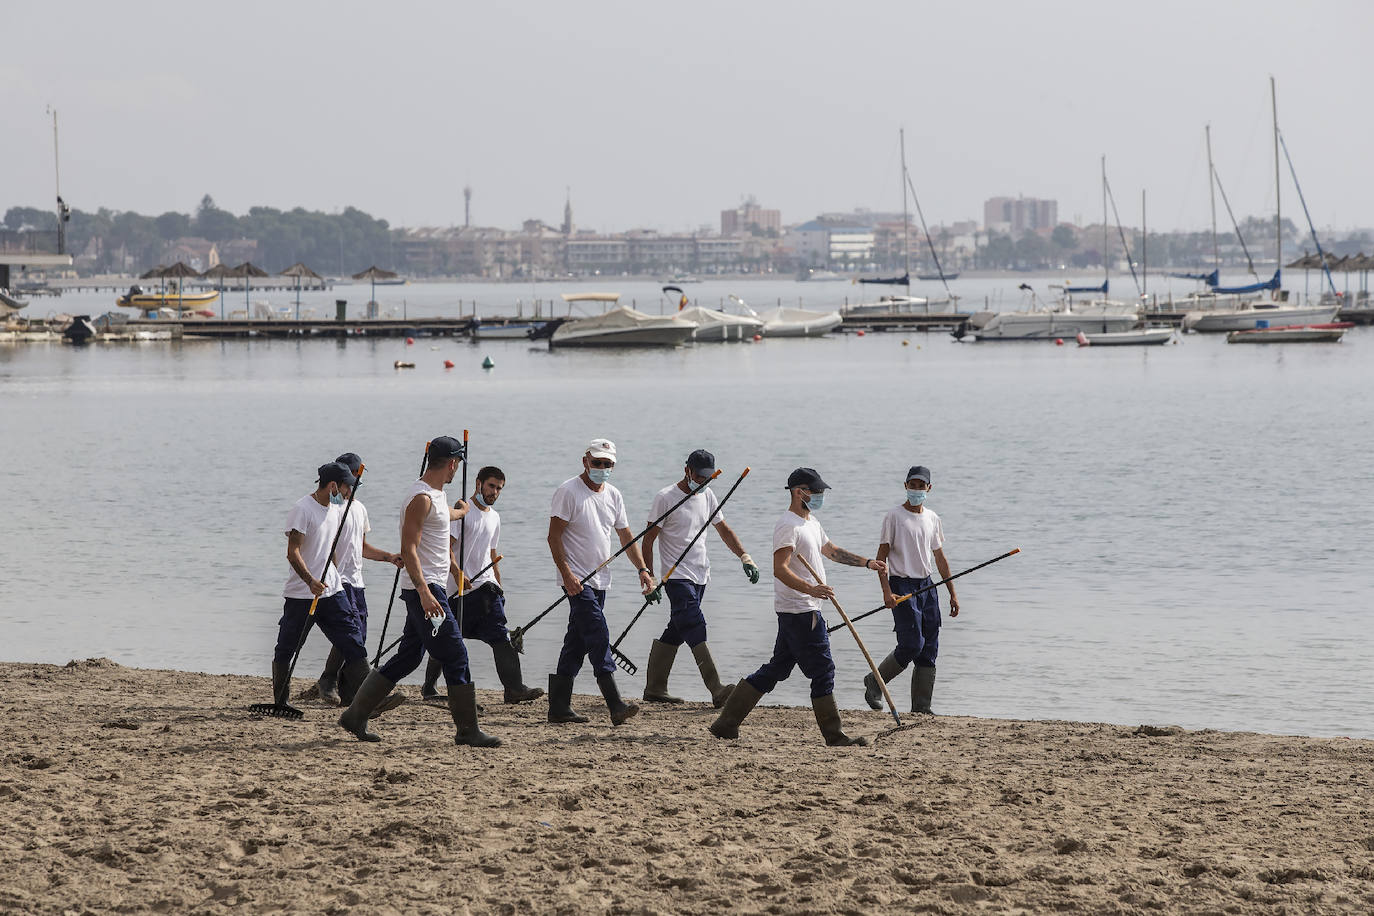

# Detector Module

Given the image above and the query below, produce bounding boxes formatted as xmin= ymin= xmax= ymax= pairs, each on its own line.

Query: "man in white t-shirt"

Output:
xmin=868 ymin=465 xmax=960 ymax=715
xmin=639 ymin=448 xmax=759 ymax=707
xmin=272 ymin=462 xmax=372 ymax=710
xmin=710 ymin=467 xmax=886 ymax=747
xmin=546 ymin=437 xmax=655 ymax=726
xmin=313 ymin=451 xmax=403 ymax=706
xmin=420 ymin=465 xmax=544 ymax=705
xmin=339 ymin=435 xmax=501 ymax=748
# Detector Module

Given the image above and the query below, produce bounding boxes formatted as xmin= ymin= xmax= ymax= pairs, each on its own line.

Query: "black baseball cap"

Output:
xmin=785 ymin=467 xmax=829 ymax=491
xmin=686 ymin=449 xmax=715 ymax=474
xmin=335 ymin=452 xmax=363 ymax=476
xmin=906 ymin=465 xmax=932 ymax=485
xmin=318 ymin=461 xmax=357 ymax=487
xmin=427 ymin=436 xmax=465 ymax=461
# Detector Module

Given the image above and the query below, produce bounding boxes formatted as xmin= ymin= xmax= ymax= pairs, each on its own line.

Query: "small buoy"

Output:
xmin=394 ymin=360 xmax=415 ymax=369
xmin=752 ymin=334 xmax=762 ymax=342
xmin=901 ymin=339 xmax=909 ymax=347
xmin=856 ymin=330 xmax=865 ymax=337
xmin=1055 ymin=338 xmax=1064 ymax=346
xmin=405 ymin=337 xmax=415 ymax=345
xmin=443 ymin=359 xmax=455 ymax=369
xmin=482 ymin=356 xmax=495 ymax=369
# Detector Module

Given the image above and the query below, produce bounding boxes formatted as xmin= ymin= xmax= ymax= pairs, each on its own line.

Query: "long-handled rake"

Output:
xmin=827 ymin=548 xmax=1020 ymax=633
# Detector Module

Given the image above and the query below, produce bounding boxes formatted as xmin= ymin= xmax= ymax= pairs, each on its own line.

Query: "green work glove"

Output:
xmin=645 ymin=583 xmax=664 ymax=604
xmin=741 ymin=553 xmax=760 ymax=584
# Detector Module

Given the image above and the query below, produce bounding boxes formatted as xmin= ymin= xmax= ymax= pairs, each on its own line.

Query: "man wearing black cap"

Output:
xmin=272 ymin=462 xmax=374 ymax=711
xmin=639 ymin=449 xmax=758 ymax=707
xmin=867 ymin=465 xmax=959 ymax=715
xmin=313 ymin=452 xmax=404 ymax=706
xmin=710 ymin=468 xmax=885 ymax=746
xmin=339 ymin=436 xmax=501 ymax=748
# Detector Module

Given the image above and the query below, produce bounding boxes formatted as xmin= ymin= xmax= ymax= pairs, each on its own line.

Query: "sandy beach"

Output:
xmin=2 ymin=659 xmax=1372 ymax=914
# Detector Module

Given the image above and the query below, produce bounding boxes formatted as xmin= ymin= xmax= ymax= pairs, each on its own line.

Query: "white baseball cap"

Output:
xmin=586 ymin=438 xmax=616 ymax=461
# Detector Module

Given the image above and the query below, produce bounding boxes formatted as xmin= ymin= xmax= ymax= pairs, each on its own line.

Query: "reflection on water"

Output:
xmin=3 ymin=323 xmax=1371 ymax=738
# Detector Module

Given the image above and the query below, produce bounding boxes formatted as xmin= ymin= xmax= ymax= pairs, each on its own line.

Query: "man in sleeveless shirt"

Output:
xmin=710 ymin=467 xmax=885 ymax=747
xmin=420 ymin=465 xmax=544 ymax=704
xmin=339 ymin=436 xmax=501 ymax=748
xmin=313 ymin=451 xmax=403 ymax=706
xmin=639 ymin=449 xmax=759 ymax=707
xmin=272 ymin=462 xmax=373 ymax=708
xmin=546 ymin=438 xmax=655 ymax=726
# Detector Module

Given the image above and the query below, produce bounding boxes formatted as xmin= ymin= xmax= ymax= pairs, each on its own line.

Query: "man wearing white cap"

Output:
xmin=546 ymin=437 xmax=655 ymax=726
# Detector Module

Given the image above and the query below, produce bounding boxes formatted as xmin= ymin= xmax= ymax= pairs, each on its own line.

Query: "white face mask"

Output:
xmin=905 ymin=489 xmax=928 ymax=506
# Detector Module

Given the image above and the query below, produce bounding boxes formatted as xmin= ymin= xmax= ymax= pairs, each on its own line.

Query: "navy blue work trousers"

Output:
xmin=745 ymin=611 xmax=836 ymax=699
xmin=274 ymin=593 xmax=367 ymax=665
xmin=555 ymin=587 xmax=615 ymax=678
xmin=889 ymin=574 xmax=941 ymax=668
xmin=379 ymin=584 xmax=471 ymax=687
xmin=657 ymin=580 xmax=709 ymax=647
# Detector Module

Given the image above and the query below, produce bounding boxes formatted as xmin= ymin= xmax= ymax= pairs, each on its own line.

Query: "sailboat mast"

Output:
xmin=50 ymin=107 xmax=65 ymax=256
xmin=899 ymin=128 xmax=911 ymax=294
xmin=1101 ymin=155 xmax=1109 ymax=287
xmin=1142 ymin=189 xmax=1147 ymax=298
xmin=1206 ymin=123 xmax=1218 ymax=275
xmin=1271 ymin=75 xmax=1281 ymax=295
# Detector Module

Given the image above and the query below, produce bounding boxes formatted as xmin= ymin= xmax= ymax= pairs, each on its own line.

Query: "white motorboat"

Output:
xmin=472 ymin=319 xmax=547 ymax=340
xmin=962 ymin=306 xmax=1140 ymax=341
xmin=1226 ymin=322 xmax=1351 ymax=344
xmin=678 ymin=306 xmax=764 ymax=342
xmin=1076 ymin=328 xmax=1175 ymax=346
xmin=550 ymin=293 xmax=696 ymax=347
xmin=1182 ymin=301 xmax=1337 ymax=332
xmin=760 ymin=306 xmax=842 ymax=337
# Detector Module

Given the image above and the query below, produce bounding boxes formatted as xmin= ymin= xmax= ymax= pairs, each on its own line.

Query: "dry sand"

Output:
xmin=2 ymin=659 xmax=1372 ymax=914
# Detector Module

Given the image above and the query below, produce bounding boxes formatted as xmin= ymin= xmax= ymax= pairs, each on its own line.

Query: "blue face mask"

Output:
xmin=688 ymin=474 xmax=711 ymax=491
xmin=806 ymin=491 xmax=825 ymax=511
xmin=588 ymin=467 xmax=613 ymax=485
xmin=906 ymin=489 xmax=928 ymax=507
xmin=330 ymin=491 xmax=344 ymax=505
xmin=472 ymin=491 xmax=488 ymax=508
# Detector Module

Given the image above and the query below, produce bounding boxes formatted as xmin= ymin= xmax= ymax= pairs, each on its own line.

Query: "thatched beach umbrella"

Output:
xmin=230 ymin=261 xmax=270 ymax=313
xmin=161 ymin=261 xmax=200 ymax=312
xmin=201 ymin=263 xmax=236 ymax=319
xmin=351 ymin=265 xmax=398 ymax=308
xmin=279 ymin=262 xmax=323 ymax=319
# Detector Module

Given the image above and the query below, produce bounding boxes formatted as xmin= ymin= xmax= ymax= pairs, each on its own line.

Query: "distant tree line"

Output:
xmin=2 ymin=195 xmax=396 ymax=275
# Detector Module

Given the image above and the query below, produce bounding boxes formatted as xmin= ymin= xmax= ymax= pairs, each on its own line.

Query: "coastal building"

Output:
xmin=721 ymin=198 xmax=781 ymax=237
xmin=984 ymin=196 xmax=1058 ymax=235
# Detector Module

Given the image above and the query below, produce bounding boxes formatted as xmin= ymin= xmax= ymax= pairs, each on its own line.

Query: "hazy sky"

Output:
xmin=5 ymin=0 xmax=1373 ymax=234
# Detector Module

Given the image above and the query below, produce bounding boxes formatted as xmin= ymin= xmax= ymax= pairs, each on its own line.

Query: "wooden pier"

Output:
xmin=151 ymin=317 xmax=474 ymax=339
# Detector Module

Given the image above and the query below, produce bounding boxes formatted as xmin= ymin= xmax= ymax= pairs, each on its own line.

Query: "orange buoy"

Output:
xmin=752 ymin=334 xmax=762 ymax=342
xmin=406 ymin=337 xmax=415 ymax=345
xmin=443 ymin=359 xmax=455 ymax=369
xmin=1055 ymin=338 xmax=1064 ymax=346
xmin=856 ymin=330 xmax=865 ymax=337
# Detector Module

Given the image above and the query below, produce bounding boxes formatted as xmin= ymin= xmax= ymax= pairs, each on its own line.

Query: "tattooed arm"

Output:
xmin=822 ymin=541 xmax=888 ymax=574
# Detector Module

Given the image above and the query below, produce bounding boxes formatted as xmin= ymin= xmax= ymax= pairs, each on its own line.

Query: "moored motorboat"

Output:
xmin=960 ymin=306 xmax=1141 ymax=340
xmin=472 ymin=319 xmax=547 ymax=340
xmin=1183 ymin=301 xmax=1338 ymax=332
xmin=1076 ymin=328 xmax=1175 ymax=346
xmin=760 ymin=306 xmax=842 ymax=337
xmin=1226 ymin=322 xmax=1352 ymax=344
xmin=116 ymin=286 xmax=220 ymax=311
xmin=678 ymin=306 xmax=764 ymax=342
xmin=550 ymin=294 xmax=696 ymax=347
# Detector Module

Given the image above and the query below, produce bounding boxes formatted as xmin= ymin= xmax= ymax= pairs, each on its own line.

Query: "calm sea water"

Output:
xmin=3 ymin=279 xmax=1371 ymax=738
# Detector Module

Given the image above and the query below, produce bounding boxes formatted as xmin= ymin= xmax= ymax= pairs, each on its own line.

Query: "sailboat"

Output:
xmin=1080 ymin=189 xmax=1176 ymax=345
xmin=960 ymin=158 xmax=1141 ymax=340
xmin=1182 ymin=79 xmax=1338 ymax=332
xmin=851 ymin=129 xmax=959 ymax=316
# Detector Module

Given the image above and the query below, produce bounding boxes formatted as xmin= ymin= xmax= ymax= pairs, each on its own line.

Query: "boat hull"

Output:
xmin=1078 ymin=328 xmax=1174 ymax=346
xmin=117 ymin=291 xmax=221 ymax=310
xmin=761 ymin=308 xmax=842 ymax=337
xmin=473 ymin=321 xmax=544 ymax=340
xmin=1226 ymin=323 xmax=1350 ymax=343
xmin=551 ymin=325 xmax=696 ymax=347
xmin=972 ymin=311 xmax=1140 ymax=340
xmin=1183 ymin=304 xmax=1337 ymax=332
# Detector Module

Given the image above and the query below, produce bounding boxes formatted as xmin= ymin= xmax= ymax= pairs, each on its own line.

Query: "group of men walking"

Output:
xmin=271 ymin=437 xmax=959 ymax=750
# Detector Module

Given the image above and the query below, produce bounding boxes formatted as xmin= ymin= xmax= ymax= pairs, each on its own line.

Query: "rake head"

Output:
xmin=610 ymin=647 xmax=638 ymax=676
xmin=248 ymin=702 xmax=304 ymax=720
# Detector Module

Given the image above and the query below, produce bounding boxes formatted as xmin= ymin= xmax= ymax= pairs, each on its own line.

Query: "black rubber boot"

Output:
xmin=642 ymin=639 xmax=683 ymax=703
xmin=338 ymin=670 xmax=399 ymax=742
xmin=597 ymin=674 xmax=640 ymax=726
xmin=338 ymin=659 xmax=404 ymax=718
xmin=421 ymin=655 xmax=445 ymax=703
xmin=912 ymin=666 xmax=937 ymax=715
xmin=812 ymin=693 xmax=869 ymax=747
xmin=270 ymin=660 xmax=294 ymax=706
xmin=709 ymin=678 xmax=763 ymax=739
xmin=863 ymin=652 xmax=906 ymax=710
xmin=317 ymin=646 xmax=344 ymax=706
xmin=449 ymin=684 xmax=502 ymax=748
xmin=547 ymin=674 xmax=589 ymax=724
xmin=691 ymin=642 xmax=733 ymax=708
xmin=493 ymin=641 xmax=544 ymax=703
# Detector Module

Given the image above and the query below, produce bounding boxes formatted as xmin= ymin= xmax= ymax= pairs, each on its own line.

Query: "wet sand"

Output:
xmin=2 ymin=659 xmax=1372 ymax=914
